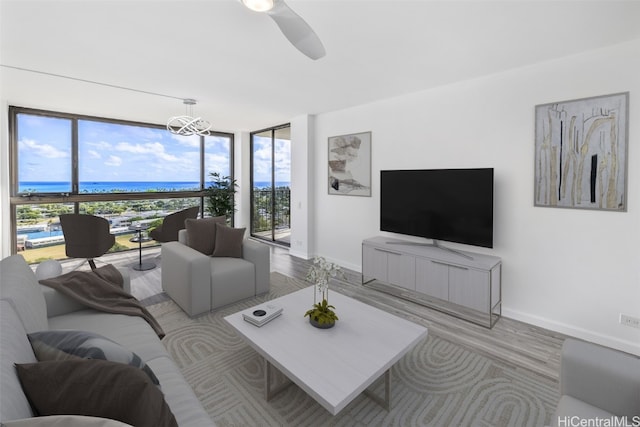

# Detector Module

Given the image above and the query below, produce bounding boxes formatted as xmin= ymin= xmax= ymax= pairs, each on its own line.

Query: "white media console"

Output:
xmin=362 ymin=236 xmax=502 ymax=328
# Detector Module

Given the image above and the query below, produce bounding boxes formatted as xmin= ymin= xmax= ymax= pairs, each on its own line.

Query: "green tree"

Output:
xmin=17 ymin=206 xmax=40 ymax=220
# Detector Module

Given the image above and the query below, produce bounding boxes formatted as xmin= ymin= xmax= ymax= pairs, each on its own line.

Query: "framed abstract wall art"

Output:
xmin=534 ymin=92 xmax=629 ymax=211
xmin=328 ymin=131 xmax=371 ymax=196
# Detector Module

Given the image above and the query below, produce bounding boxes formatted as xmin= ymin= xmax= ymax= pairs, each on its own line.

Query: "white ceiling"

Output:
xmin=2 ymin=0 xmax=640 ymax=132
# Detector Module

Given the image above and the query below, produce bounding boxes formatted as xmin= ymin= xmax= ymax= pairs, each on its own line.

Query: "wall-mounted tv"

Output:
xmin=380 ymin=168 xmax=494 ymax=248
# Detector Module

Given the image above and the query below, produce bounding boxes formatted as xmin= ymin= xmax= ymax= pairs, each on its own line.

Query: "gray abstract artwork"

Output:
xmin=328 ymin=131 xmax=371 ymax=196
xmin=534 ymin=93 xmax=628 ymax=211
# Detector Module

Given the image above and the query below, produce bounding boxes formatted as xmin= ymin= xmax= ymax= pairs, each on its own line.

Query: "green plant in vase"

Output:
xmin=304 ymin=257 xmax=344 ymax=329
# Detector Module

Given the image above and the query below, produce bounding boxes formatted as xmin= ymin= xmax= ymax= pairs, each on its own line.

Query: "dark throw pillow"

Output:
xmin=185 ymin=216 xmax=226 ymax=255
xmin=15 ymin=359 xmax=178 ymax=427
xmin=212 ymin=223 xmax=246 ymax=258
xmin=27 ymin=330 xmax=159 ymax=385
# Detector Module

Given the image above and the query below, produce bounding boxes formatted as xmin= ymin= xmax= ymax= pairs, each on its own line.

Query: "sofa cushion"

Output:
xmin=2 ymin=415 xmax=133 ymax=427
xmin=47 ymin=310 xmax=170 ymax=363
xmin=28 ymin=330 xmax=159 ymax=385
xmin=147 ymin=357 xmax=214 ymax=427
xmin=212 ymin=224 xmax=245 ymax=258
xmin=210 ymin=257 xmax=255 ymax=309
xmin=15 ymin=359 xmax=178 ymax=427
xmin=0 ymin=300 xmax=37 ymax=422
xmin=185 ymin=216 xmax=226 ymax=255
xmin=0 ymin=255 xmax=48 ymax=332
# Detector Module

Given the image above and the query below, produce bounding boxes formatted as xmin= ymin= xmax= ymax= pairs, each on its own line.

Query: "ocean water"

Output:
xmin=19 ymin=181 xmax=200 ymax=193
xmin=19 ymin=181 xmax=290 ymax=193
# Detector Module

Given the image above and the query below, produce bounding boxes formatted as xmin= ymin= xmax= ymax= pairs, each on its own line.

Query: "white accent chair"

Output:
xmin=160 ymin=230 xmax=270 ymax=317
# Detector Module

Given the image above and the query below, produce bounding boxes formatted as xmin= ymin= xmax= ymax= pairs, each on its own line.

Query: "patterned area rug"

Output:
xmin=147 ymin=273 xmax=557 ymax=427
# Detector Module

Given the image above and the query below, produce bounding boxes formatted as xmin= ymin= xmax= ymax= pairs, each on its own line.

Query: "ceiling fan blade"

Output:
xmin=267 ymin=1 xmax=326 ymax=60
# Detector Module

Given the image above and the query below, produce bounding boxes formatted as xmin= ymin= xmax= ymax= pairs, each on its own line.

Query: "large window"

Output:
xmin=77 ymin=120 xmax=202 ymax=193
xmin=17 ymin=114 xmax=73 ymax=194
xmin=9 ymin=106 xmax=233 ymax=262
xmin=205 ymin=135 xmax=232 ymax=181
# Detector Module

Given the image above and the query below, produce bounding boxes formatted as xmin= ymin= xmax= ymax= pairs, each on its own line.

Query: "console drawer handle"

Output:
xmin=432 ymin=260 xmax=469 ymax=270
xmin=374 ymin=248 xmax=402 ymax=255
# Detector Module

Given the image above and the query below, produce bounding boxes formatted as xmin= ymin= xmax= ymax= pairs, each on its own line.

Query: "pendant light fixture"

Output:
xmin=166 ymin=99 xmax=212 ymax=137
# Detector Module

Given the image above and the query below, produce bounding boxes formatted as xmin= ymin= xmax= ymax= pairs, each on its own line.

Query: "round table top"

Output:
xmin=128 ymin=223 xmax=149 ymax=231
xmin=130 ymin=236 xmax=153 ymax=243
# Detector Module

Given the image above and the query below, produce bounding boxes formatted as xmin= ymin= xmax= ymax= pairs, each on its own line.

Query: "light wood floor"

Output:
xmin=55 ymin=242 xmax=564 ymax=384
xmin=273 ymin=245 xmax=564 ymax=383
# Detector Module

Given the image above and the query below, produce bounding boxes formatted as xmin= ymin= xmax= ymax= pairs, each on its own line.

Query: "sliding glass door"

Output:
xmin=250 ymin=125 xmax=290 ymax=246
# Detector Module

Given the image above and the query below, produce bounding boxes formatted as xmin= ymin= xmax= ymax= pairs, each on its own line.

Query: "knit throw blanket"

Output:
xmin=39 ymin=264 xmax=165 ymax=339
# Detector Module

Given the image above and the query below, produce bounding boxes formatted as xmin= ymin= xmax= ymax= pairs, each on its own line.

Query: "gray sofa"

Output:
xmin=552 ymin=338 xmax=640 ymax=426
xmin=161 ymin=230 xmax=270 ymax=317
xmin=0 ymin=254 xmax=213 ymax=426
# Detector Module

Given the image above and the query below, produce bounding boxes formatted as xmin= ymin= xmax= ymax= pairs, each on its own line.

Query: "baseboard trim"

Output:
xmin=502 ymin=307 xmax=640 ymax=356
xmin=287 ymin=249 xmax=311 ymax=260
xmin=286 ymin=250 xmax=362 ymax=273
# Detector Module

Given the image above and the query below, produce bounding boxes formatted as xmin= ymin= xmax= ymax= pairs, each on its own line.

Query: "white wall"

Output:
xmin=289 ymin=115 xmax=315 ymax=260
xmin=234 ymin=131 xmax=251 ymax=230
xmin=311 ymin=39 xmax=640 ymax=355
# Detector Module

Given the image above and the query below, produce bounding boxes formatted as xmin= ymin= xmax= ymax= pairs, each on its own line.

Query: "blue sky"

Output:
xmin=17 ymin=114 xmax=231 ymax=183
xmin=252 ymin=135 xmax=291 ymax=183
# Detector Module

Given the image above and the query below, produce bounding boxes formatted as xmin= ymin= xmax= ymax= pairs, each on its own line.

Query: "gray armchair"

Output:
xmin=59 ymin=214 xmax=115 ymax=270
xmin=161 ymin=229 xmax=270 ymax=316
xmin=149 ymin=206 xmax=200 ymax=243
xmin=552 ymin=338 xmax=640 ymax=426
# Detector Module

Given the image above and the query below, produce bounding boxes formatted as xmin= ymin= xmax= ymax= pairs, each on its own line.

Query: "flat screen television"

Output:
xmin=380 ymin=168 xmax=494 ymax=248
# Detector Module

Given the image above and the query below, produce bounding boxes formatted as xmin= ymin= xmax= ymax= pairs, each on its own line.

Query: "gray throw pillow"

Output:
xmin=15 ymin=359 xmax=178 ymax=427
xmin=27 ymin=330 xmax=159 ymax=385
xmin=185 ymin=216 xmax=226 ymax=255
xmin=212 ymin=223 xmax=246 ymax=258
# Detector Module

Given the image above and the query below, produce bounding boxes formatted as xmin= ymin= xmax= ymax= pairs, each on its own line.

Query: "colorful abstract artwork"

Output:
xmin=328 ymin=131 xmax=371 ymax=196
xmin=534 ymin=93 xmax=629 ymax=211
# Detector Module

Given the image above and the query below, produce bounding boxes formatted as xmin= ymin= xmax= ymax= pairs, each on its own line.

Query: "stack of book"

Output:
xmin=242 ymin=304 xmax=283 ymax=327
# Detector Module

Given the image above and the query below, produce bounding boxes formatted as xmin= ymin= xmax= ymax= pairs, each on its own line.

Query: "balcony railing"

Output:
xmin=252 ymin=188 xmax=290 ymax=244
xmin=14 ymin=197 xmax=200 ymax=263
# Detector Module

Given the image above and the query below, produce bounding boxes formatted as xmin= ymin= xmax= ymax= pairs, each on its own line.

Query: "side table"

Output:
xmin=129 ymin=224 xmax=155 ymax=271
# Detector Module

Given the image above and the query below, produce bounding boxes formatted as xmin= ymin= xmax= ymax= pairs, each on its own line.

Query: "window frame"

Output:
xmin=249 ymin=123 xmax=291 ymax=245
xmin=8 ymin=106 xmax=234 ymax=255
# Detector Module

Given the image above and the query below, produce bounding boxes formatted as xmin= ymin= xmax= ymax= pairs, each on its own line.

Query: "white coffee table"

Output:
xmin=224 ymin=287 xmax=428 ymax=415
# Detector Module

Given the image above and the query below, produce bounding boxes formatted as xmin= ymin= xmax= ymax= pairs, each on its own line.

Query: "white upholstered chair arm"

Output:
xmin=178 ymin=229 xmax=189 ymax=245
xmin=242 ymin=239 xmax=270 ymax=295
xmin=161 ymin=241 xmax=211 ymax=317
xmin=119 ymin=266 xmax=131 ymax=294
